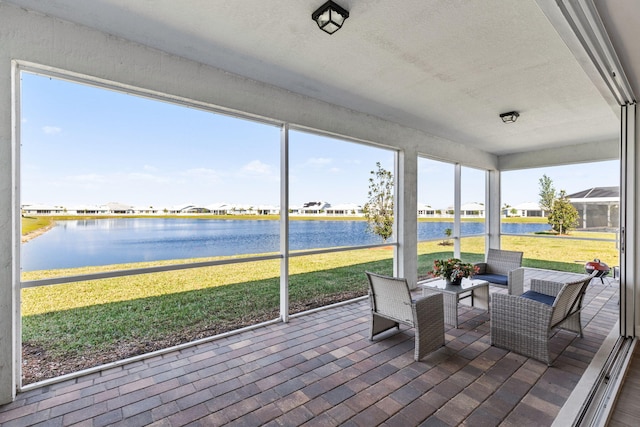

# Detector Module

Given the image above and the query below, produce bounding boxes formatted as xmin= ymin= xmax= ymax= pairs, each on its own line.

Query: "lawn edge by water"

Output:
xmin=19 ymin=232 xmax=618 ymax=384
xmin=22 ymin=214 xmax=549 ymax=237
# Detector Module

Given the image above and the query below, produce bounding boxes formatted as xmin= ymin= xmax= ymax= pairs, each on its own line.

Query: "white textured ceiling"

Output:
xmin=8 ymin=0 xmax=628 ymax=156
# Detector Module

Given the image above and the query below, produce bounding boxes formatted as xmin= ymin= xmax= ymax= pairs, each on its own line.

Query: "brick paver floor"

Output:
xmin=0 ymin=269 xmax=619 ymax=426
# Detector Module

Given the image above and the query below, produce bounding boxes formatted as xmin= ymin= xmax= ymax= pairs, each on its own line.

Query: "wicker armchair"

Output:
xmin=474 ymin=248 xmax=524 ymax=295
xmin=365 ymin=271 xmax=445 ymax=361
xmin=490 ymin=272 xmax=596 ymax=365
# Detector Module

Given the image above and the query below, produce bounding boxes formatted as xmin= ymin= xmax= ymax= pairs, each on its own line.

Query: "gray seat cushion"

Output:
xmin=474 ymin=273 xmax=508 ymax=286
xmin=521 ymin=290 xmax=556 ymax=306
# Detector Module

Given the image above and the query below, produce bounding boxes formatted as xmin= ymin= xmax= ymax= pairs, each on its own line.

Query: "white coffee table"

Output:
xmin=418 ymin=278 xmax=490 ymax=328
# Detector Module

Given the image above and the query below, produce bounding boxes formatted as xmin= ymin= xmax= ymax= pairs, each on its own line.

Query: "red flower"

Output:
xmin=430 ymin=258 xmax=476 ymax=281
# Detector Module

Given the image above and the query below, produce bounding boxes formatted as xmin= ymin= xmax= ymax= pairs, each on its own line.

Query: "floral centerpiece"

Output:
xmin=430 ymin=258 xmax=479 ymax=285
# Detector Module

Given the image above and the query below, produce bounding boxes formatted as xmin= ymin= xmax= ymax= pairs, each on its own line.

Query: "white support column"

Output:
xmin=0 ymin=61 xmax=17 ymax=405
xmin=453 ymin=164 xmax=461 ymax=258
xmin=486 ymin=170 xmax=501 ymax=252
xmin=279 ymin=124 xmax=289 ymax=323
xmin=620 ymin=103 xmax=637 ymax=337
xmin=395 ymin=149 xmax=418 ymax=288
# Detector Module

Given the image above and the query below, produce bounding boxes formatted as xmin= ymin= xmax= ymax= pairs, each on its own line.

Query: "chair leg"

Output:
xmin=370 ymin=313 xmax=399 ymax=340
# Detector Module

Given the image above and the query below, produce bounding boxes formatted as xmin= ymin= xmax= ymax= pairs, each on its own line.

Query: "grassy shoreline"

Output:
xmin=19 ymin=215 xmax=615 ymax=384
xmin=22 ymin=214 xmax=549 ymax=237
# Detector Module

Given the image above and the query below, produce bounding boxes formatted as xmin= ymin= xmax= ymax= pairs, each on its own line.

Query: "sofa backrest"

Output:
xmin=486 ymin=249 xmax=523 ymax=275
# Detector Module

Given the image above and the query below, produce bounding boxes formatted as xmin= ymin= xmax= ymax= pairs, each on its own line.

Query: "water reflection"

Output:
xmin=21 ymin=219 xmax=549 ymax=271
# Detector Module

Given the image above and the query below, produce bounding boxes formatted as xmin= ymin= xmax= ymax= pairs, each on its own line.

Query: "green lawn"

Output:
xmin=19 ymin=216 xmax=618 ymax=384
xmin=21 ymin=216 xmax=55 ymax=235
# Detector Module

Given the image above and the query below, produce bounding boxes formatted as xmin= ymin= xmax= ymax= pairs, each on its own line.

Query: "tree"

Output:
xmin=441 ymin=227 xmax=453 ymax=246
xmin=547 ymin=190 xmax=579 ymax=234
xmin=538 ymin=174 xmax=556 ymax=214
xmin=363 ymin=162 xmax=394 ymax=242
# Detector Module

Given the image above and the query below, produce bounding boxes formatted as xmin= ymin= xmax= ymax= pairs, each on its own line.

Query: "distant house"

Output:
xmin=206 ymin=203 xmax=231 ymax=215
xmin=568 ymin=186 xmax=619 ymax=229
xmin=417 ymin=203 xmax=436 ymax=217
xmin=296 ymin=201 xmax=331 ymax=215
xmin=168 ymin=204 xmax=210 ymax=214
xmin=510 ymin=202 xmax=545 ymax=218
xmin=68 ymin=205 xmax=109 ymax=215
xmin=255 ymin=205 xmax=280 ymax=215
xmin=183 ymin=206 xmax=211 ymax=214
xmin=105 ymin=202 xmax=134 ymax=214
xmin=325 ymin=203 xmax=363 ymax=216
xmin=461 ymin=202 xmax=485 ymax=217
xmin=228 ymin=204 xmax=252 ymax=215
xmin=442 ymin=203 xmax=485 ymax=217
xmin=21 ymin=204 xmax=65 ymax=215
xmin=134 ymin=206 xmax=158 ymax=214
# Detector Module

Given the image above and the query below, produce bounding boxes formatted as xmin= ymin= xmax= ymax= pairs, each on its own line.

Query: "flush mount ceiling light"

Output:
xmin=312 ymin=1 xmax=349 ymax=35
xmin=499 ymin=111 xmax=520 ymax=123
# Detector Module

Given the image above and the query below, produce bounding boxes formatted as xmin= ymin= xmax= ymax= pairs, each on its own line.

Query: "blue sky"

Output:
xmin=21 ymin=72 xmax=619 ymax=209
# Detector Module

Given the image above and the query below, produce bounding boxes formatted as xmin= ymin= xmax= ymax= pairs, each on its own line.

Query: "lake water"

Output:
xmin=21 ymin=218 xmax=550 ymax=271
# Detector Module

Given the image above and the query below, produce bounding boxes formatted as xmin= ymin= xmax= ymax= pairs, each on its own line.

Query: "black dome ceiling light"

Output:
xmin=312 ymin=1 xmax=350 ymax=35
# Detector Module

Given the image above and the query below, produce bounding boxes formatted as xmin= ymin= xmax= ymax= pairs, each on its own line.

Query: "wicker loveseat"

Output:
xmin=490 ymin=272 xmax=595 ymax=365
xmin=474 ymin=248 xmax=524 ymax=295
xmin=365 ymin=271 xmax=445 ymax=361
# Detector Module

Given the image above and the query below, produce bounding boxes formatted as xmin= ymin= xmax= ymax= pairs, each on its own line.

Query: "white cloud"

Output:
xmin=43 ymin=126 xmax=62 ymax=135
xmin=143 ymin=165 xmax=159 ymax=172
xmin=126 ymin=172 xmax=170 ymax=184
xmin=64 ymin=173 xmax=107 ymax=184
xmin=53 ymin=173 xmax=108 ymax=190
xmin=307 ymin=157 xmax=332 ymax=166
xmin=241 ymin=160 xmax=273 ymax=175
xmin=182 ymin=168 xmax=222 ymax=183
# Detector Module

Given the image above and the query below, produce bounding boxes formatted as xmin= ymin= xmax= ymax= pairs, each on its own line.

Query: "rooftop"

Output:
xmin=567 ymin=187 xmax=620 ymax=200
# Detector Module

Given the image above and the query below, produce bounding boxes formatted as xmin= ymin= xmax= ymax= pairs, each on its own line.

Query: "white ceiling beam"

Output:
xmin=498 ymin=139 xmax=618 ymax=171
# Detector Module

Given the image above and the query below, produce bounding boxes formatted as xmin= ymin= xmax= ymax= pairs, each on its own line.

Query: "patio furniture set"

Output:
xmin=365 ymin=249 xmax=597 ymax=365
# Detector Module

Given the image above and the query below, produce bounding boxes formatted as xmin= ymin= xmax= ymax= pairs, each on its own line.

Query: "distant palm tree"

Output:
xmin=442 ymin=227 xmax=453 ymax=246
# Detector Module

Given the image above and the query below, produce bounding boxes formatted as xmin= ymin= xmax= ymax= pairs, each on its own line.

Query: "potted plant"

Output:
xmin=430 ymin=258 xmax=479 ymax=286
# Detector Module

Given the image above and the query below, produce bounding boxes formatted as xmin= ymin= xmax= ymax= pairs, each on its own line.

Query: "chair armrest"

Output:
xmin=414 ymin=292 xmax=443 ymax=317
xmin=530 ymin=279 xmax=564 ymax=297
xmin=474 ymin=262 xmax=487 ymax=274
xmin=508 ymin=267 xmax=525 ymax=296
xmin=412 ymin=293 xmax=445 ymax=360
xmin=413 ymin=293 xmax=444 ymax=335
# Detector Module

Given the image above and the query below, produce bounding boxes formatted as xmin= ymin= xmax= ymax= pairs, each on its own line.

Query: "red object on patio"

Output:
xmin=585 ymin=259 xmax=610 ymax=283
